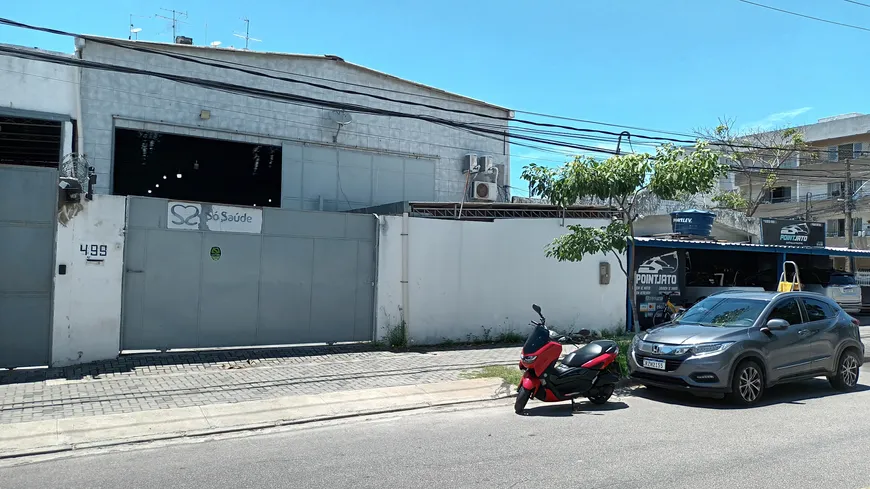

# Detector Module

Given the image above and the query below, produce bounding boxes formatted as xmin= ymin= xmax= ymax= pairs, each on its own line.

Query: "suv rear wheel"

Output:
xmin=728 ymin=360 xmax=764 ymax=406
xmin=829 ymin=350 xmax=860 ymax=391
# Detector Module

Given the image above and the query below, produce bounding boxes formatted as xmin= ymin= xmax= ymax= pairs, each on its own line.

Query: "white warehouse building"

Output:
xmin=1 ymin=39 xmax=632 ymax=372
xmin=74 ymin=36 xmax=513 ymax=208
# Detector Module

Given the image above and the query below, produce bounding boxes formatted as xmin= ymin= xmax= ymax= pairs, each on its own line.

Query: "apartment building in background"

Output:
xmin=717 ymin=113 xmax=870 ymax=261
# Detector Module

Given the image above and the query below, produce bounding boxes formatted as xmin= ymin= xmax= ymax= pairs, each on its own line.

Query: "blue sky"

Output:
xmin=2 ymin=0 xmax=868 ymax=195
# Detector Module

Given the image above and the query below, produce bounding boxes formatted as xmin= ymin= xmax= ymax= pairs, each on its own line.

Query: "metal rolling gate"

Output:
xmin=0 ymin=165 xmax=57 ymax=367
xmin=121 ymin=197 xmax=376 ymax=350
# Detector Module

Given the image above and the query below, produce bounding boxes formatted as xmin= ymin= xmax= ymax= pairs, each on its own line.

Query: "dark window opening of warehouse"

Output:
xmin=0 ymin=116 xmax=62 ymax=168
xmin=113 ymin=129 xmax=282 ymax=207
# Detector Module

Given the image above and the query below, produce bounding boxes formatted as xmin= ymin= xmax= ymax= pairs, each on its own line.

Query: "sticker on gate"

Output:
xmin=210 ymin=246 xmax=222 ymax=261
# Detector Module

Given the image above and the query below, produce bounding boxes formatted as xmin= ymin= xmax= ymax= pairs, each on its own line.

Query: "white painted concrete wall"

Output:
xmin=0 ymin=48 xmax=79 ymax=117
xmin=0 ymin=49 xmax=79 ymax=157
xmin=376 ymin=217 xmax=627 ymax=345
xmin=51 ymin=196 xmax=126 ymax=366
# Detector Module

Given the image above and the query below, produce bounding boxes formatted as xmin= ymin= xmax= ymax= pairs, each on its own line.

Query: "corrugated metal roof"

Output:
xmin=635 ymin=236 xmax=870 ymax=257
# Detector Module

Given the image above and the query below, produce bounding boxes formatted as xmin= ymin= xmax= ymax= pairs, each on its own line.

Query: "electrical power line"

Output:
xmin=0 ymin=15 xmax=852 ymax=156
xmin=0 ymin=59 xmax=593 ymax=172
xmin=736 ymin=0 xmax=870 ymax=33
xmin=0 ymin=44 xmax=628 ymax=157
xmin=844 ymin=0 xmax=870 ymax=9
xmin=4 ymin=17 xmax=869 ymax=178
xmin=6 ymin=43 xmax=868 ymax=179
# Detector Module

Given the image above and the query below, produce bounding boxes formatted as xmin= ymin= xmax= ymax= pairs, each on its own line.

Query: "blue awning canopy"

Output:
xmin=634 ymin=237 xmax=870 ymax=258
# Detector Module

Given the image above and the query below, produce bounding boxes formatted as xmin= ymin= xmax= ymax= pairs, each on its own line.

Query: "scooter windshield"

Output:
xmin=522 ymin=325 xmax=551 ymax=354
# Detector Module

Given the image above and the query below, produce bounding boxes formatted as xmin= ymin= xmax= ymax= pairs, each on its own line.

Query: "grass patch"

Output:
xmin=461 ymin=365 xmax=522 ymax=386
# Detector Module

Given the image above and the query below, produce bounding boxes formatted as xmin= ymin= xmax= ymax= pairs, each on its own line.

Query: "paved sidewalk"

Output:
xmin=0 ymin=344 xmax=526 ymax=425
xmin=0 ymin=378 xmax=514 ymax=459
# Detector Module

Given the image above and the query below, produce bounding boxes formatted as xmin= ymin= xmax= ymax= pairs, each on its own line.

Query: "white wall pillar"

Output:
xmin=51 ymin=195 xmax=127 ymax=366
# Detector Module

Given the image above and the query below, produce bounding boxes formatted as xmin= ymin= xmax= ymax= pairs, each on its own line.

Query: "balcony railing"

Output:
xmin=749 ymin=189 xmax=870 ymax=205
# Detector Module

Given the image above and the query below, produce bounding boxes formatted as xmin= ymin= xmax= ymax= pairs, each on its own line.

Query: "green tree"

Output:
xmin=522 ymin=142 xmax=726 ymax=331
xmin=699 ymin=119 xmax=807 ymax=217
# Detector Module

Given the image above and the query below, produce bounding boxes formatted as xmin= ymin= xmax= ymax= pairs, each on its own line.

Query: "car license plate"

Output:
xmin=643 ymin=358 xmax=666 ymax=370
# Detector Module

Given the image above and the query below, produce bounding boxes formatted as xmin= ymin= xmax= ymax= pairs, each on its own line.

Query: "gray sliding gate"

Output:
xmin=121 ymin=197 xmax=376 ymax=350
xmin=0 ymin=165 xmax=57 ymax=368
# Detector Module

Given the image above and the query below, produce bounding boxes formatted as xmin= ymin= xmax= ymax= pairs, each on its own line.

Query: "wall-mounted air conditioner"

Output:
xmin=465 ymin=154 xmax=479 ymax=173
xmin=478 ymin=155 xmax=494 ymax=173
xmin=473 ymin=181 xmax=497 ymax=201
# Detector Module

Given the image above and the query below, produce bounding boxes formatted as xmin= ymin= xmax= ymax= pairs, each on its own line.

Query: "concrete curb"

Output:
xmin=0 ymin=375 xmax=640 ymax=461
xmin=0 ymin=378 xmax=513 ymax=461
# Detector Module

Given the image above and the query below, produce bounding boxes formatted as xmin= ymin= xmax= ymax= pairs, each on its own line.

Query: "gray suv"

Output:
xmin=628 ymin=291 xmax=864 ymax=406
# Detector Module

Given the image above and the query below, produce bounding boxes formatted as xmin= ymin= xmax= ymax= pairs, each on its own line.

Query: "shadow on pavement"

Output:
xmin=0 ymin=343 xmax=382 ymax=385
xmin=522 ymin=401 xmax=629 ymax=417
xmin=0 ymin=341 xmax=525 ymax=386
xmin=404 ymin=343 xmax=522 ymax=355
xmin=631 ymin=379 xmax=870 ymax=409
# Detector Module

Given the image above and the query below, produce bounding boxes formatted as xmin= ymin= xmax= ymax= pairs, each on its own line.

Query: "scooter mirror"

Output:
xmin=532 ymin=304 xmax=542 ymax=315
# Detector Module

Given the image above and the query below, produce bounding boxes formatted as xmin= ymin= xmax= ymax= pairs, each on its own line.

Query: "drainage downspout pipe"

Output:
xmin=73 ymin=38 xmax=85 ymax=155
xmin=401 ymin=212 xmax=410 ymax=343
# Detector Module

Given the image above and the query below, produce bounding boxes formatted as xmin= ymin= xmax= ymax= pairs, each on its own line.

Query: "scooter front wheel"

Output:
xmin=515 ymin=386 xmax=532 ymax=414
xmin=587 ymin=384 xmax=614 ymax=405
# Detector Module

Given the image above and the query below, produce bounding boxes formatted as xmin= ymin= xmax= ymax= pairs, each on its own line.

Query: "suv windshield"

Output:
xmin=829 ymin=274 xmax=857 ymax=286
xmin=677 ymin=297 xmax=768 ymax=328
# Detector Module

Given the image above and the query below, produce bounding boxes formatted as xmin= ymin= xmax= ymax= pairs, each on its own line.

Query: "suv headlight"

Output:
xmin=631 ymin=335 xmax=643 ymax=350
xmin=691 ymin=342 xmax=734 ymax=357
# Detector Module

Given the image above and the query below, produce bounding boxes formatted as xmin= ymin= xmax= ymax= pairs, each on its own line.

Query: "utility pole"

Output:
xmin=845 ymin=157 xmax=854 ymax=272
xmin=156 ymin=8 xmax=188 ymax=40
xmin=805 ymin=192 xmax=812 ymax=221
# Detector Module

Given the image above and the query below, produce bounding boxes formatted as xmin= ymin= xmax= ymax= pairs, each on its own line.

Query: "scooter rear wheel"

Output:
xmin=515 ymin=386 xmax=532 ymax=414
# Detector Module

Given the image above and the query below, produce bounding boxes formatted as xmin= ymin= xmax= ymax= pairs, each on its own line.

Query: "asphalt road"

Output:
xmin=3 ymin=369 xmax=870 ymax=489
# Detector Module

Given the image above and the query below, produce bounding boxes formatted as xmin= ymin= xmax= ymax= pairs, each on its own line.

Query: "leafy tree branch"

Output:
xmin=698 ymin=118 xmax=807 ymax=217
xmin=522 ymin=142 xmax=726 ymax=331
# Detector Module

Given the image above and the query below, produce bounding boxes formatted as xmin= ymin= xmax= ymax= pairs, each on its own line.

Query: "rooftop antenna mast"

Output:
xmin=205 ymin=21 xmax=222 ymax=47
xmin=233 ymin=17 xmax=261 ymax=50
xmin=155 ymin=8 xmax=189 ymax=40
xmin=129 ymin=13 xmax=150 ymax=40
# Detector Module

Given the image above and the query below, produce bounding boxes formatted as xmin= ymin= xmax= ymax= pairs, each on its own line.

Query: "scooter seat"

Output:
xmin=561 ymin=340 xmax=617 ymax=368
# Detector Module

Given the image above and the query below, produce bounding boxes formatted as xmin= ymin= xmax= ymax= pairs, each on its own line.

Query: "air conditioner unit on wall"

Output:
xmin=465 ymin=153 xmax=480 ymax=173
xmin=473 ymin=181 xmax=498 ymax=202
xmin=478 ymin=155 xmax=494 ymax=172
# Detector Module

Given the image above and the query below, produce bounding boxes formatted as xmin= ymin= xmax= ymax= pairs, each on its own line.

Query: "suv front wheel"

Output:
xmin=728 ymin=360 xmax=765 ymax=406
xmin=829 ymin=350 xmax=861 ymax=391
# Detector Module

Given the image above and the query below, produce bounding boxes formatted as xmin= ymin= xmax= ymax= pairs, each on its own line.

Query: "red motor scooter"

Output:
xmin=515 ymin=304 xmax=620 ymax=414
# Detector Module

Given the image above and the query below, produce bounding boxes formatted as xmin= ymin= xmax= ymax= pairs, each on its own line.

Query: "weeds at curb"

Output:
xmin=384 ymin=322 xmax=407 ymax=349
xmin=461 ymin=365 xmax=522 ymax=388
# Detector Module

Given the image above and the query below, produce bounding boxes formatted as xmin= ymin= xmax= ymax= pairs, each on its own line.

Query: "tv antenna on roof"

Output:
xmin=155 ymin=8 xmax=189 ymax=40
xmin=205 ymin=22 xmax=222 ymax=47
xmin=233 ymin=17 xmax=261 ymax=50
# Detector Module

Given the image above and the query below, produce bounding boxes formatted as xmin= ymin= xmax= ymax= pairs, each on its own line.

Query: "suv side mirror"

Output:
xmin=766 ymin=318 xmax=789 ymax=330
xmin=761 ymin=318 xmax=789 ymax=336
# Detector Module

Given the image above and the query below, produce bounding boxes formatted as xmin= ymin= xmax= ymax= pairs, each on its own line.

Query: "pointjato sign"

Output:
xmin=760 ymin=219 xmax=825 ymax=247
xmin=634 ymin=247 xmax=685 ymax=330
